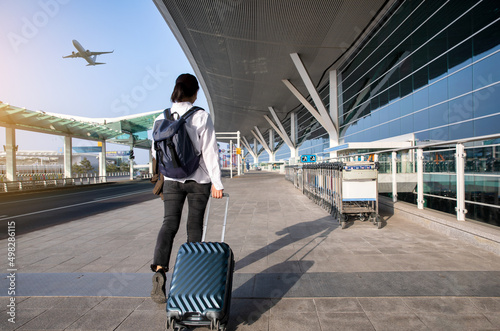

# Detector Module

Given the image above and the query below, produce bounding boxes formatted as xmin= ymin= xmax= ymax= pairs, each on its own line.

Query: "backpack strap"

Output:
xmin=163 ymin=108 xmax=174 ymax=120
xmin=182 ymin=106 xmax=204 ymax=120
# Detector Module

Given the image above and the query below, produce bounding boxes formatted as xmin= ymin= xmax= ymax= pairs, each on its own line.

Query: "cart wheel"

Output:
xmin=340 ymin=214 xmax=347 ymax=229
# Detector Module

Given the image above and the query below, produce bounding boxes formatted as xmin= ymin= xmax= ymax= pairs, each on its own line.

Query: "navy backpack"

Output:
xmin=152 ymin=106 xmax=203 ymax=179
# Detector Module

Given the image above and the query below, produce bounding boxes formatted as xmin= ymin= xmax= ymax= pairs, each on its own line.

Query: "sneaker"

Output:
xmin=151 ymin=269 xmax=166 ymax=304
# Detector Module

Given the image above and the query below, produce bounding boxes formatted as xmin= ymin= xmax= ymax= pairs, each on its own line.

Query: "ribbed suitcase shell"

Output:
xmin=166 ymin=241 xmax=234 ymax=329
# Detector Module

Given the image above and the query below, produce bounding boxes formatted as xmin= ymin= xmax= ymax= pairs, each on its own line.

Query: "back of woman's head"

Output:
xmin=171 ymin=73 xmax=199 ymax=103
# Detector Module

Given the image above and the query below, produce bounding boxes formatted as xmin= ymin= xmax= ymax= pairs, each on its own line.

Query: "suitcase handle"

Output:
xmin=202 ymin=193 xmax=230 ymax=242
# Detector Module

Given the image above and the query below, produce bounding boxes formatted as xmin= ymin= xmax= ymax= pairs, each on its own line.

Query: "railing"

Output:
xmin=0 ymin=176 xmax=109 ymax=193
xmin=286 ymin=133 xmax=500 ymax=227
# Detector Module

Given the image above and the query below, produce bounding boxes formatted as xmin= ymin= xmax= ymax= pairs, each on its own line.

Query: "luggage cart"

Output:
xmin=337 ymin=161 xmax=381 ymax=229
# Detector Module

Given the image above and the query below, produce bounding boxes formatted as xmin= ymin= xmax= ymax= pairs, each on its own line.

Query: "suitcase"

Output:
xmin=166 ymin=193 xmax=234 ymax=331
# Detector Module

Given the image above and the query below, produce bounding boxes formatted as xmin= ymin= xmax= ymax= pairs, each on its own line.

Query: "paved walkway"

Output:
xmin=1 ymin=171 xmax=500 ymax=330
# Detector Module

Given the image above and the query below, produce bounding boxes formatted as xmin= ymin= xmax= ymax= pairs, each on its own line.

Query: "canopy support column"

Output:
xmin=64 ymin=136 xmax=72 ymax=179
xmin=5 ymin=127 xmax=16 ymax=181
xmin=99 ymin=140 xmax=107 ymax=182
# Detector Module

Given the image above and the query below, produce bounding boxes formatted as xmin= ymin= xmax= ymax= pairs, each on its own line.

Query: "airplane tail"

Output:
xmin=86 ymin=62 xmax=105 ymax=66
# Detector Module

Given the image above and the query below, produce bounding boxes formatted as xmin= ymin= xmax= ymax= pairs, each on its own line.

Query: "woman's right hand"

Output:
xmin=211 ymin=185 xmax=223 ymax=199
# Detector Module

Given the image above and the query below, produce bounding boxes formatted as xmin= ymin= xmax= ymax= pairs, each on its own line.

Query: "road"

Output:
xmin=0 ymin=180 xmax=158 ymax=239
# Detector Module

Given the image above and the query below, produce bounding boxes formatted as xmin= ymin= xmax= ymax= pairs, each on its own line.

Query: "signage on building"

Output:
xmin=300 ymin=154 xmax=317 ymax=163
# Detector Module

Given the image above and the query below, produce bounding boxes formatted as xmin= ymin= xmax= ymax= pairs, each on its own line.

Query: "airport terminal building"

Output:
xmin=271 ymin=0 xmax=500 ymax=158
xmin=155 ymin=0 xmax=500 ymax=226
xmin=275 ymin=0 xmax=500 ymax=225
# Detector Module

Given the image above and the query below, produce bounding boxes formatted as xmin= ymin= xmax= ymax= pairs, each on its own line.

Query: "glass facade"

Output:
xmin=337 ymin=0 xmax=500 ymax=144
xmin=253 ymin=0 xmax=500 ymax=226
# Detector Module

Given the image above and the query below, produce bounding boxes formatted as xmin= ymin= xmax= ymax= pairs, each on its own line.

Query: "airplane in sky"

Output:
xmin=63 ymin=40 xmax=113 ymax=66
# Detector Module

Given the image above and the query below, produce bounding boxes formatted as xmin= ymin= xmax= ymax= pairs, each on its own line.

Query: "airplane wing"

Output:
xmin=62 ymin=53 xmax=82 ymax=58
xmin=89 ymin=51 xmax=114 ymax=56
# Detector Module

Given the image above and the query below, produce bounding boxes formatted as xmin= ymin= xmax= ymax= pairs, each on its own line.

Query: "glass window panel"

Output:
xmin=448 ymin=67 xmax=472 ymax=98
xmin=370 ymin=95 xmax=379 ymax=112
xmin=429 ymin=103 xmax=448 ymax=133
xmin=415 ymin=130 xmax=430 ymax=142
xmin=448 ymin=10 xmax=472 ymax=47
xmin=391 ymin=100 xmax=401 ymax=119
xmin=400 ymin=95 xmax=413 ymax=115
xmin=360 ymin=115 xmax=369 ymax=131
xmin=378 ymin=123 xmax=391 ymax=140
xmin=473 ymin=51 xmax=500 ymax=90
xmin=379 ymin=89 xmax=389 ymax=108
xmin=448 ymin=39 xmax=473 ymax=74
xmin=378 ymin=105 xmax=391 ymax=123
xmin=428 ymin=78 xmax=448 ymax=106
xmin=474 ymin=113 xmax=500 ymax=136
xmin=388 ymin=64 xmax=400 ymax=86
xmin=355 ymin=118 xmax=365 ymax=131
xmin=413 ymin=66 xmax=429 ymax=90
xmin=449 ymin=94 xmax=474 ymax=124
xmin=472 ymin=0 xmax=500 ymax=34
xmin=413 ymin=42 xmax=429 ymax=69
xmin=429 ymin=54 xmax=448 ymax=83
xmin=399 ymin=56 xmax=413 ymax=79
xmin=414 ymin=108 xmax=429 ymax=132
xmin=390 ymin=119 xmax=401 ymax=137
xmin=389 ymin=84 xmax=400 ymax=102
xmin=429 ymin=102 xmax=449 ymax=127
xmin=466 ymin=175 xmax=500 ymax=208
xmin=430 ymin=126 xmax=449 ymax=141
xmin=473 ymin=18 xmax=500 ymax=61
xmin=473 ymin=83 xmax=500 ymax=118
xmin=369 ymin=108 xmax=379 ymax=126
xmin=428 ymin=32 xmax=448 ymax=64
xmin=413 ymin=87 xmax=429 ymax=112
xmin=401 ymin=115 xmax=414 ymax=134
xmin=449 ymin=121 xmax=474 ymax=140
xmin=400 ymin=76 xmax=413 ymax=97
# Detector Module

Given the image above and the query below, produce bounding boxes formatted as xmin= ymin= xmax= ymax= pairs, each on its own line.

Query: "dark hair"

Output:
xmin=171 ymin=73 xmax=199 ymax=103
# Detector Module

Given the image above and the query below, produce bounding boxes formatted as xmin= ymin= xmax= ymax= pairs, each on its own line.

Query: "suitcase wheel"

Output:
xmin=210 ymin=319 xmax=227 ymax=331
xmin=165 ymin=318 xmax=185 ymax=331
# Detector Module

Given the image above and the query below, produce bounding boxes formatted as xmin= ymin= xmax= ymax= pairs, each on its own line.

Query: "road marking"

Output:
xmin=0 ymin=189 xmax=151 ymax=222
xmin=0 ymin=185 xmax=143 ymax=206
xmin=92 ymin=190 xmax=150 ymax=202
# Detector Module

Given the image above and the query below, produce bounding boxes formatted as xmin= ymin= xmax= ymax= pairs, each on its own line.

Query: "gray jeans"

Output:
xmin=151 ymin=180 xmax=211 ymax=271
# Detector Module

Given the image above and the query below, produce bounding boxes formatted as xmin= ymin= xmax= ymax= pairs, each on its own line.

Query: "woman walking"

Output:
xmin=150 ymin=73 xmax=224 ymax=304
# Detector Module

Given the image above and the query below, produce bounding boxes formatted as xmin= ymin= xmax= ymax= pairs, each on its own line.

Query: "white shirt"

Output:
xmin=151 ymin=102 xmax=223 ymax=190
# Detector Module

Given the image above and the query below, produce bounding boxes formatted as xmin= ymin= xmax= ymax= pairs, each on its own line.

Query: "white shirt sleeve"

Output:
xmin=198 ymin=113 xmax=224 ymax=190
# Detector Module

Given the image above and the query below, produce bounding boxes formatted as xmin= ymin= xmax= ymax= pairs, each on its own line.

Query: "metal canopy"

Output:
xmin=153 ymin=0 xmax=394 ymax=141
xmin=0 ymin=101 xmax=162 ymax=149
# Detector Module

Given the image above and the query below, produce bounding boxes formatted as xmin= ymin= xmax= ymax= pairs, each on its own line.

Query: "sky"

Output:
xmin=0 ymin=0 xmax=210 ymax=164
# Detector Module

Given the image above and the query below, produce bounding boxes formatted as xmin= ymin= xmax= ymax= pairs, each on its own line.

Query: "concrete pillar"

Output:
xmin=99 ymin=140 xmax=107 ymax=182
xmin=253 ymin=138 xmax=259 ymax=164
xmin=149 ymin=149 xmax=153 ymax=174
xmin=417 ymin=148 xmax=424 ymax=209
xmin=392 ymin=151 xmax=397 ymax=203
xmin=290 ymin=111 xmax=298 ymax=164
xmin=5 ymin=128 xmax=16 ymax=181
xmin=129 ymin=150 xmax=134 ymax=180
xmin=329 ymin=70 xmax=339 ymax=159
xmin=269 ymin=129 xmax=275 ymax=162
xmin=64 ymin=136 xmax=72 ymax=178
xmin=456 ymin=143 xmax=466 ymax=221
xmin=237 ymin=131 xmax=241 ymax=176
